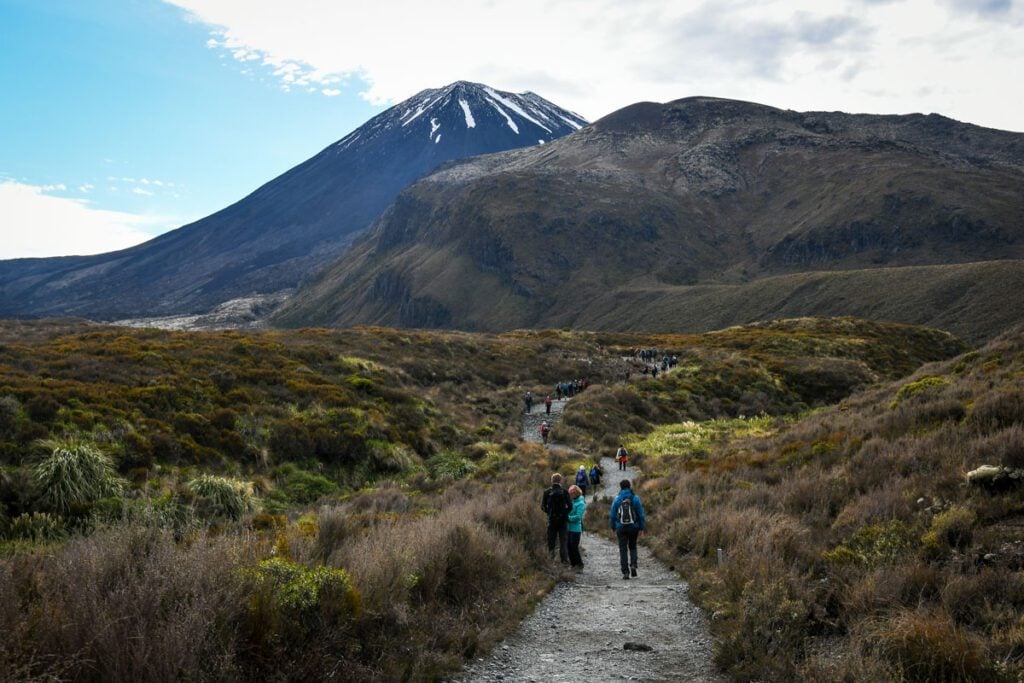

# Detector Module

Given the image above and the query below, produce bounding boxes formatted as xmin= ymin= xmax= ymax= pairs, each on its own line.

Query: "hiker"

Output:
xmin=524 ymin=391 xmax=533 ymax=414
xmin=541 ymin=473 xmax=572 ymax=563
xmin=540 ymin=421 xmax=551 ymax=444
xmin=652 ymin=366 xmax=659 ymax=379
xmin=555 ymin=384 xmax=563 ymax=400
xmin=616 ymin=444 xmax=629 ymax=471
xmin=567 ymin=484 xmax=586 ymax=569
xmin=575 ymin=465 xmax=589 ymax=499
xmin=589 ymin=463 xmax=603 ymax=489
xmin=610 ymin=479 xmax=646 ymax=579
xmin=545 ymin=394 xmax=553 ymax=415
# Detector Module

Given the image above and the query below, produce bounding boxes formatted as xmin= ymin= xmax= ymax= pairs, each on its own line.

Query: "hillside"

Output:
xmin=0 ymin=316 xmax=966 ymax=680
xmin=0 ymin=82 xmax=586 ymax=321
xmin=272 ymin=97 xmax=1024 ymax=342
xmin=561 ymin=323 xmax=1024 ymax=679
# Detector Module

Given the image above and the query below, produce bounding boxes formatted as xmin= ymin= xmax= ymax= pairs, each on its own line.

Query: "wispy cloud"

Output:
xmin=163 ymin=0 xmax=1024 ymax=131
xmin=0 ymin=181 xmax=169 ymax=259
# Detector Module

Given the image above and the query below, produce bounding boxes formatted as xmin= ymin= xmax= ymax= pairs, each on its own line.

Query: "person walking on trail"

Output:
xmin=540 ymin=421 xmax=551 ymax=444
xmin=567 ymin=484 xmax=587 ymax=569
xmin=610 ymin=479 xmax=646 ymax=580
xmin=590 ymin=463 xmax=604 ymax=489
xmin=542 ymin=473 xmax=572 ymax=563
xmin=616 ymin=444 xmax=629 ymax=471
xmin=524 ymin=391 xmax=533 ymax=414
xmin=544 ymin=394 xmax=553 ymax=415
xmin=575 ymin=465 xmax=589 ymax=499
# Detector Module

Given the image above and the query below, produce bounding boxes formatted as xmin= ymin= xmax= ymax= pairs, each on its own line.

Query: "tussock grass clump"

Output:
xmin=185 ymin=474 xmax=254 ymax=520
xmin=868 ymin=610 xmax=994 ymax=682
xmin=31 ymin=437 xmax=123 ymax=517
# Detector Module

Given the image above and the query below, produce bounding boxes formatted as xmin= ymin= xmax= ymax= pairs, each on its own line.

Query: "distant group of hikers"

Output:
xmin=525 ymin=381 xmax=591 ymax=444
xmin=523 ymin=381 xmax=590 ymax=414
xmin=541 ymin=469 xmax=647 ymax=579
xmin=629 ymin=348 xmax=679 ymax=380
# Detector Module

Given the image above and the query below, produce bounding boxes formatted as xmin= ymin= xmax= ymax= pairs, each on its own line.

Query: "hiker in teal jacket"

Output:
xmin=567 ymin=485 xmax=586 ymax=568
xmin=610 ymin=480 xmax=646 ymax=579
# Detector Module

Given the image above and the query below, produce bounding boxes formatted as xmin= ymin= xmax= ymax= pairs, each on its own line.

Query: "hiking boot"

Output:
xmin=622 ymin=573 xmax=630 ymax=580
xmin=630 ymin=566 xmax=637 ymax=577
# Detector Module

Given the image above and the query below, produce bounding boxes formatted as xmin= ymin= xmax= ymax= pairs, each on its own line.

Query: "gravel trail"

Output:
xmin=453 ymin=402 xmax=722 ymax=682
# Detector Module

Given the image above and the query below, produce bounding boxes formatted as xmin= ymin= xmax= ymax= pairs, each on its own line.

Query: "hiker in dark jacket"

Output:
xmin=610 ymin=479 xmax=646 ymax=579
xmin=541 ymin=473 xmax=572 ymax=563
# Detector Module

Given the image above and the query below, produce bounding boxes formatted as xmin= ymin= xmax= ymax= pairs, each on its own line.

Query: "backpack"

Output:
xmin=576 ymin=470 xmax=588 ymax=487
xmin=546 ymin=487 xmax=570 ymax=521
xmin=590 ymin=467 xmax=600 ymax=486
xmin=617 ymin=496 xmax=637 ymax=527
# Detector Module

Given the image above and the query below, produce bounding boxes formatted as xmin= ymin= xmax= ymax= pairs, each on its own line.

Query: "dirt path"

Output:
xmin=521 ymin=397 xmax=568 ymax=444
xmin=453 ymin=404 xmax=722 ymax=682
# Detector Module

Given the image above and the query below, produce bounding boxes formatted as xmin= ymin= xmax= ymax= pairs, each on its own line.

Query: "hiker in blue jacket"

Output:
xmin=610 ymin=479 xmax=646 ymax=580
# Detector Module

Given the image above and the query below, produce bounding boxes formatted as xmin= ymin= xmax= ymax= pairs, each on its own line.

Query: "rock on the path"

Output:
xmin=624 ymin=642 xmax=654 ymax=652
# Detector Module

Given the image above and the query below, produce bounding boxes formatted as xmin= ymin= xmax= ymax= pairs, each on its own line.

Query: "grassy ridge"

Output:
xmin=0 ymin=317 xmax=971 ymax=680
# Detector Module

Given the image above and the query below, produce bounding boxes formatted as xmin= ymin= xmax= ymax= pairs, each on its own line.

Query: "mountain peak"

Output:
xmin=337 ymin=81 xmax=587 ymax=152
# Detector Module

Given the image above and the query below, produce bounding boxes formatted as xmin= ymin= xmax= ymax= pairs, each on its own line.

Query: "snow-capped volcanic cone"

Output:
xmin=0 ymin=81 xmax=587 ymax=320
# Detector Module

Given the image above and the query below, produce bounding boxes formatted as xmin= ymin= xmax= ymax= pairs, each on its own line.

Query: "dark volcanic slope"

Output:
xmin=0 ymin=82 xmax=586 ymax=320
xmin=272 ymin=97 xmax=1024 ymax=341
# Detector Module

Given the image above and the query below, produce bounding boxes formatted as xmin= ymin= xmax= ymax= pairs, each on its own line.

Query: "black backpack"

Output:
xmin=617 ymin=497 xmax=637 ymax=527
xmin=545 ymin=486 xmax=570 ymax=521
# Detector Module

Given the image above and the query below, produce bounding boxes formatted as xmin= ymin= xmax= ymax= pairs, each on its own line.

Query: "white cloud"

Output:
xmin=322 ymin=88 xmax=341 ymax=96
xmin=0 ymin=181 xmax=166 ymax=259
xmin=164 ymin=0 xmax=1024 ymax=131
xmin=132 ymin=187 xmax=154 ymax=196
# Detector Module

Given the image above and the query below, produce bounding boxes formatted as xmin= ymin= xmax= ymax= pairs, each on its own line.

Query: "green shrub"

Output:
xmin=891 ymin=376 xmax=950 ymax=408
xmin=824 ymin=520 xmax=917 ymax=568
xmin=31 ymin=437 xmax=123 ymax=516
xmin=921 ymin=506 xmax=976 ymax=553
xmin=186 ymin=474 xmax=254 ymax=521
xmin=427 ymin=450 xmax=476 ymax=480
xmin=250 ymin=556 xmax=361 ymax=615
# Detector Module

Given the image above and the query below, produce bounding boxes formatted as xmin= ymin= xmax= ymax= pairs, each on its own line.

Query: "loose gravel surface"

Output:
xmin=454 ymin=405 xmax=723 ymax=683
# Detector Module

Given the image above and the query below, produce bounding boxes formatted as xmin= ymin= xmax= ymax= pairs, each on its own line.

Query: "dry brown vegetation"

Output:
xmin=628 ymin=325 xmax=1024 ymax=680
xmin=0 ymin=317 xmax=981 ymax=680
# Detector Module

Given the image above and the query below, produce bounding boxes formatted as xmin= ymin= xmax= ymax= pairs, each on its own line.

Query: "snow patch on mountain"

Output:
xmin=484 ymin=86 xmax=552 ymax=133
xmin=486 ymin=98 xmax=520 ymax=134
xmin=459 ymin=98 xmax=476 ymax=128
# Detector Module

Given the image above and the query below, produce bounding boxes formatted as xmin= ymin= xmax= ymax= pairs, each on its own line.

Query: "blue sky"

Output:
xmin=0 ymin=0 xmax=379 ymax=257
xmin=2 ymin=0 xmax=1022 ymax=259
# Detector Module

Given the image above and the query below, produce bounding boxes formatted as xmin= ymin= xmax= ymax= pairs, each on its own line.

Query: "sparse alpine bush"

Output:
xmin=31 ymin=437 xmax=123 ymax=517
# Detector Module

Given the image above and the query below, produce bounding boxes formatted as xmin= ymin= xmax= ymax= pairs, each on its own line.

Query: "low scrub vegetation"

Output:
xmin=0 ymin=317 xmax=974 ymax=680
xmin=632 ymin=325 xmax=1024 ymax=680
